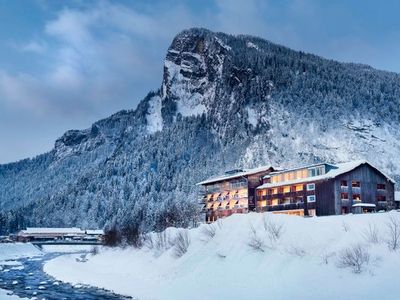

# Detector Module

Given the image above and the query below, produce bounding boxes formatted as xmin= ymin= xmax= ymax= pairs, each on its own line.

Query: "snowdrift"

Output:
xmin=45 ymin=212 xmax=400 ymax=300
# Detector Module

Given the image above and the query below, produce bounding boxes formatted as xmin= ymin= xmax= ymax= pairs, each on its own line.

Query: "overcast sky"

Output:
xmin=1 ymin=0 xmax=400 ymax=163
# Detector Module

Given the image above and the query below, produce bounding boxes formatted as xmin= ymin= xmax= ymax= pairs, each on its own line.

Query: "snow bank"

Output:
xmin=41 ymin=244 xmax=95 ymax=253
xmin=44 ymin=212 xmax=400 ymax=300
xmin=0 ymin=243 xmax=42 ymax=262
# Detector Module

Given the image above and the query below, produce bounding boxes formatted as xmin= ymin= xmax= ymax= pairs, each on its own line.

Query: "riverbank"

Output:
xmin=44 ymin=211 xmax=400 ymax=300
xmin=0 ymin=243 xmax=130 ymax=299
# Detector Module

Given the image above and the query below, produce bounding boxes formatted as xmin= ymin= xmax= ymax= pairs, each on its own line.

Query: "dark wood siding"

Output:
xmin=335 ymin=164 xmax=395 ymax=213
xmin=247 ymin=171 xmax=270 ymax=211
xmin=315 ymin=179 xmax=335 ymax=216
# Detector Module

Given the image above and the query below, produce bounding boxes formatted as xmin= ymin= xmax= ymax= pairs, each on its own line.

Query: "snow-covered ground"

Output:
xmin=0 ymin=243 xmax=42 ymax=263
xmin=44 ymin=212 xmax=400 ymax=300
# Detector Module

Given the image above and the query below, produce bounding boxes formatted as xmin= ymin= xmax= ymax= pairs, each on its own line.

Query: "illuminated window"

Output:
xmin=283 ymin=186 xmax=290 ymax=193
xmin=295 ymin=184 xmax=303 ymax=191
xmin=307 ymin=195 xmax=316 ymax=202
xmin=271 ymin=199 xmax=279 ymax=206
xmin=377 ymin=184 xmax=386 ymax=190
xmin=272 ymin=188 xmax=278 ymax=195
xmin=306 ymin=183 xmax=315 ymax=191
xmin=352 ymin=181 xmax=360 ymax=188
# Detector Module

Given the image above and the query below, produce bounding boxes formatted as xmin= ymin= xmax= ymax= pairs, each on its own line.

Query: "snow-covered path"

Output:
xmin=44 ymin=212 xmax=400 ymax=300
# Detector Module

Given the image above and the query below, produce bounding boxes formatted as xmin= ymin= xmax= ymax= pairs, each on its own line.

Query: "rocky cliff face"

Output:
xmin=1 ymin=28 xmax=400 ymax=233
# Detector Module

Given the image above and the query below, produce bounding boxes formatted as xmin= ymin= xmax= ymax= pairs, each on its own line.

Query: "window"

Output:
xmin=307 ymin=183 xmax=315 ymax=191
xmin=271 ymin=188 xmax=278 ymax=195
xmin=283 ymin=186 xmax=290 ymax=193
xmin=377 ymin=184 xmax=386 ymax=190
xmin=230 ymin=178 xmax=247 ymax=189
xmin=307 ymin=195 xmax=316 ymax=202
xmin=295 ymin=196 xmax=303 ymax=203
xmin=352 ymin=181 xmax=360 ymax=188
xmin=294 ymin=184 xmax=303 ymax=192
xmin=308 ymin=166 xmax=325 ymax=177
xmin=282 ymin=197 xmax=291 ymax=204
xmin=376 ymin=195 xmax=386 ymax=202
xmin=340 ymin=180 xmax=348 ymax=187
xmin=271 ymin=199 xmax=279 ymax=206
xmin=352 ymin=194 xmax=361 ymax=201
xmin=340 ymin=192 xmax=349 ymax=200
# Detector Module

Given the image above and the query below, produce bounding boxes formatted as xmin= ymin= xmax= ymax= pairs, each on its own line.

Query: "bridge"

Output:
xmin=32 ymin=240 xmax=102 ymax=249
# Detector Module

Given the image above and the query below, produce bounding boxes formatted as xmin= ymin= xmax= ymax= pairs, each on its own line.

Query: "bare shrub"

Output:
xmin=201 ymin=224 xmax=217 ymax=240
xmin=286 ymin=245 xmax=307 ymax=257
xmin=144 ymin=231 xmax=173 ymax=253
xmin=216 ymin=219 xmax=223 ymax=229
xmin=90 ymin=246 xmax=99 ymax=256
xmin=387 ymin=215 xmax=400 ymax=251
xmin=263 ymin=215 xmax=284 ymax=242
xmin=216 ymin=251 xmax=227 ymax=259
xmin=248 ymin=224 xmax=265 ymax=252
xmin=338 ymin=244 xmax=370 ymax=273
xmin=321 ymin=251 xmax=336 ymax=265
xmin=363 ymin=223 xmax=380 ymax=244
xmin=342 ymin=222 xmax=350 ymax=232
xmin=173 ymin=230 xmax=191 ymax=258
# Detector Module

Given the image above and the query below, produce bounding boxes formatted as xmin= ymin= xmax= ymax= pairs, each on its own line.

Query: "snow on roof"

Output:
xmin=395 ymin=191 xmax=400 ymax=201
xmin=352 ymin=203 xmax=376 ymax=208
xmin=264 ymin=162 xmax=336 ymax=179
xmin=20 ymin=227 xmax=85 ymax=235
xmin=257 ymin=160 xmax=395 ymax=190
xmin=197 ymin=165 xmax=274 ymax=186
xmin=86 ymin=229 xmax=104 ymax=235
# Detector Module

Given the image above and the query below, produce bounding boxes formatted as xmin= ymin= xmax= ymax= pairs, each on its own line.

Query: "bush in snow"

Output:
xmin=144 ymin=231 xmax=173 ymax=253
xmin=173 ymin=230 xmax=191 ymax=257
xmin=363 ymin=223 xmax=380 ymax=244
xmin=262 ymin=215 xmax=284 ymax=243
xmin=201 ymin=224 xmax=217 ymax=240
xmin=286 ymin=245 xmax=307 ymax=257
xmin=248 ymin=224 xmax=265 ymax=252
xmin=338 ymin=244 xmax=370 ymax=274
xmin=90 ymin=246 xmax=99 ymax=256
xmin=320 ymin=251 xmax=336 ymax=265
xmin=386 ymin=215 xmax=400 ymax=251
xmin=342 ymin=222 xmax=350 ymax=232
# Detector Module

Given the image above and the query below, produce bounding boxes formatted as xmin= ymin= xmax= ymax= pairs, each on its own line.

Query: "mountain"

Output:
xmin=1 ymin=28 xmax=400 ymax=234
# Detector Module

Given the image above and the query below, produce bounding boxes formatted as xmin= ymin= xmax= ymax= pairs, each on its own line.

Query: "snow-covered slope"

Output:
xmin=2 ymin=28 xmax=400 ymax=233
xmin=45 ymin=211 xmax=400 ymax=300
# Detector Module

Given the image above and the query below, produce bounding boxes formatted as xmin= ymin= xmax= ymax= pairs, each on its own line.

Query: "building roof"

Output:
xmin=197 ymin=165 xmax=275 ymax=186
xmin=263 ymin=162 xmax=336 ymax=179
xmin=257 ymin=160 xmax=395 ymax=190
xmin=19 ymin=227 xmax=85 ymax=235
xmin=86 ymin=229 xmax=104 ymax=235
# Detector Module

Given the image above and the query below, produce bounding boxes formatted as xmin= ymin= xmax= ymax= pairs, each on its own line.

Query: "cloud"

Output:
xmin=0 ymin=1 xmax=202 ymax=119
xmin=21 ymin=41 xmax=47 ymax=54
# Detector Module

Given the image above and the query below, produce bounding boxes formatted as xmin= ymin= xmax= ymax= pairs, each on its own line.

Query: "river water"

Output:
xmin=0 ymin=252 xmax=133 ymax=300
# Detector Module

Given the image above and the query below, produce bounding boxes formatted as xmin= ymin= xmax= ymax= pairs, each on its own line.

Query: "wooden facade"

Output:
xmin=198 ymin=161 xmax=395 ymax=222
xmin=198 ymin=167 xmax=275 ymax=222
xmin=256 ymin=162 xmax=395 ymax=217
